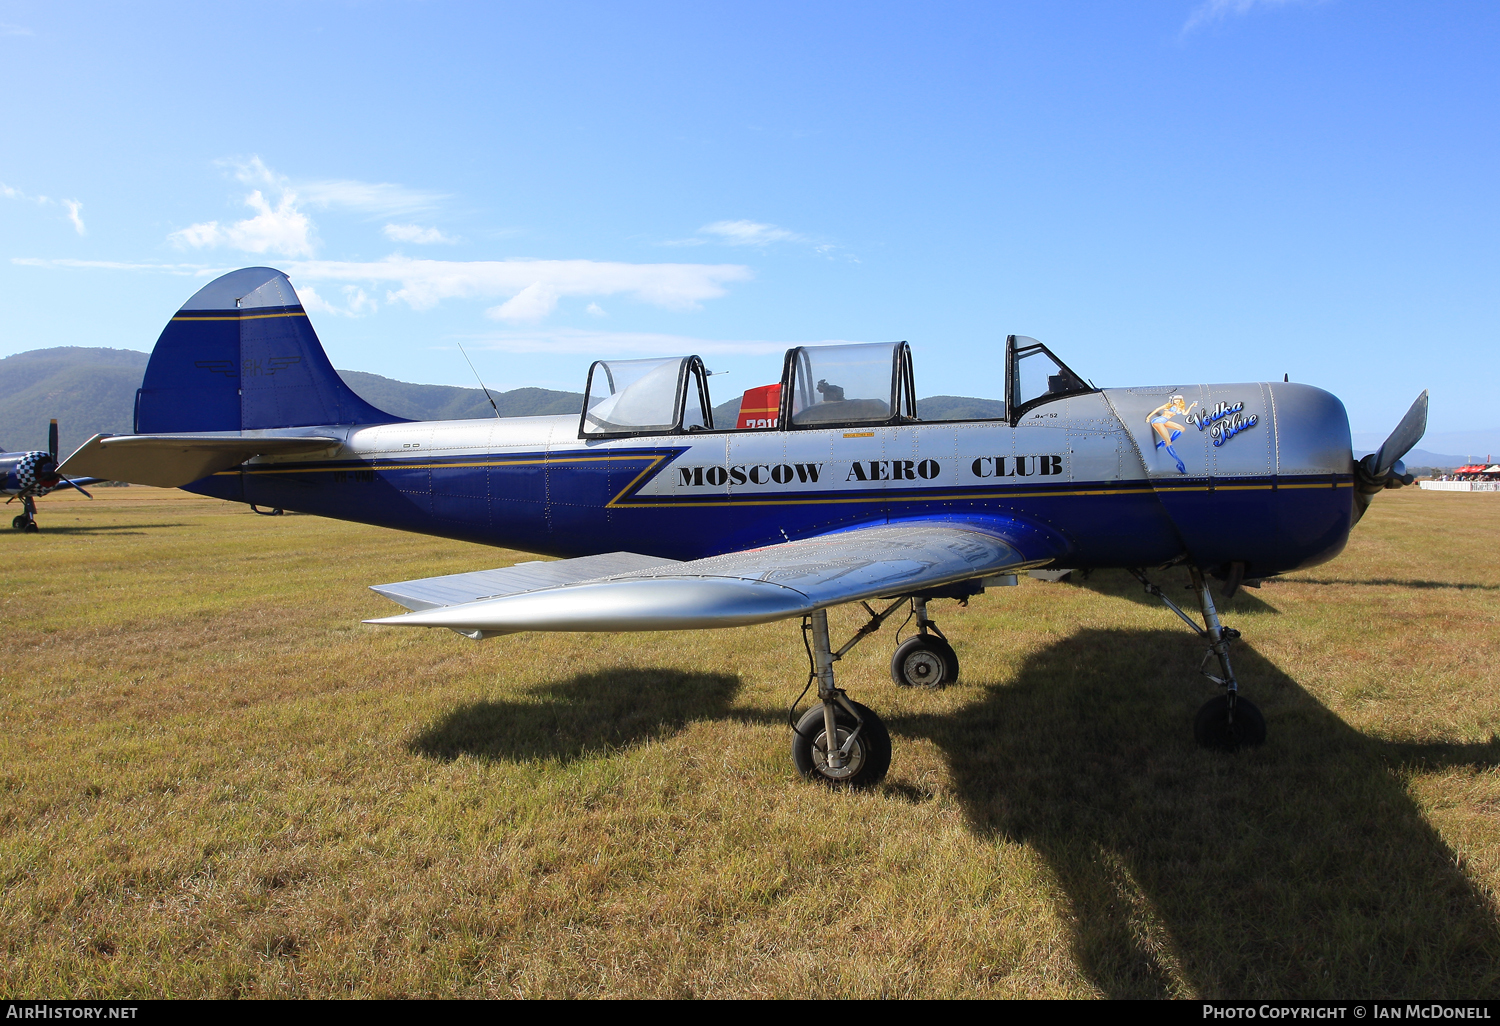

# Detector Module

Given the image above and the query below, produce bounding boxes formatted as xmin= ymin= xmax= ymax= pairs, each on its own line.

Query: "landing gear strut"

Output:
xmin=890 ymin=596 xmax=960 ymax=687
xmin=790 ymin=609 xmax=892 ymax=786
xmin=1132 ymin=566 xmax=1266 ymax=751
xmin=10 ymin=497 xmax=39 ymax=533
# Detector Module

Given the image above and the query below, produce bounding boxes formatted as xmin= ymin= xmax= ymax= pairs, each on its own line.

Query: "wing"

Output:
xmin=59 ymin=433 xmax=341 ymax=488
xmin=365 ymin=517 xmax=1064 ymax=637
xmin=371 ymin=550 xmax=685 ymax=611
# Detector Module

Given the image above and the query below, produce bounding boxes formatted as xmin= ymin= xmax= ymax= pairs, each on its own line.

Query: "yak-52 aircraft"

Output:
xmin=3 ymin=419 xmax=99 ymax=531
xmin=60 ymin=267 xmax=1427 ymax=785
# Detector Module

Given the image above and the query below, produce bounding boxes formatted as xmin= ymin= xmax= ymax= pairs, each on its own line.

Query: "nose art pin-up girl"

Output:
xmin=1146 ymin=395 xmax=1196 ymax=474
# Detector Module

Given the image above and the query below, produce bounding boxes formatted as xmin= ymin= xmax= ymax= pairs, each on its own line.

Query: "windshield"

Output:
xmin=1009 ymin=336 xmax=1090 ymax=414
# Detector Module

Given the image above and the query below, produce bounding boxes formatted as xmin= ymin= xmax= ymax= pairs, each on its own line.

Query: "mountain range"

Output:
xmin=0 ymin=347 xmax=1008 ymax=455
xmin=0 ymin=347 xmax=1474 ymax=470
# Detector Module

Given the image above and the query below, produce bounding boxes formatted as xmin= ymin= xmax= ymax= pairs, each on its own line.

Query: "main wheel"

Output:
xmin=792 ymin=700 xmax=891 ymax=787
xmin=1193 ymin=694 xmax=1266 ymax=751
xmin=22 ymin=521 xmax=39 ymax=533
xmin=891 ymin=635 xmax=959 ymax=687
xmin=12 ymin=515 xmax=26 ymax=530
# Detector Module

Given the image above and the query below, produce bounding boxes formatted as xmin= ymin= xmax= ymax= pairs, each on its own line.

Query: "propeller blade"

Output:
xmin=1373 ymin=390 xmax=1428 ymax=479
xmin=48 ymin=419 xmax=58 ymax=458
xmin=61 ymin=477 xmax=93 ymax=498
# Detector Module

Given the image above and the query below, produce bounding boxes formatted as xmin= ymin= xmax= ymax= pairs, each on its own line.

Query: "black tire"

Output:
xmin=890 ymin=635 xmax=959 ymax=687
xmin=12 ymin=516 xmax=25 ymax=530
xmin=22 ymin=521 xmax=39 ymax=533
xmin=1193 ymin=694 xmax=1267 ymax=751
xmin=792 ymin=700 xmax=891 ymax=787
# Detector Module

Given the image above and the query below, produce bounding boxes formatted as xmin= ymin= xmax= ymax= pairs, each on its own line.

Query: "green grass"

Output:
xmin=1 ymin=486 xmax=1497 ymax=998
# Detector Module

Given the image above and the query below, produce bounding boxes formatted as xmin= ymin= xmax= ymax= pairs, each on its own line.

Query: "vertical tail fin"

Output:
xmin=135 ymin=266 xmax=401 ymax=433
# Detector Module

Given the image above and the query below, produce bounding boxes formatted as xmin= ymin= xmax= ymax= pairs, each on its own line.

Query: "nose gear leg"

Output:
xmin=1189 ymin=566 xmax=1240 ymax=695
xmin=12 ymin=495 xmax=39 ymax=532
xmin=1131 ymin=566 xmax=1266 ymax=750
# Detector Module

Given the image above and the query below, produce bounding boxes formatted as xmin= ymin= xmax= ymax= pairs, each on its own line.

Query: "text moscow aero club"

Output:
xmin=672 ymin=455 xmax=1066 ymax=488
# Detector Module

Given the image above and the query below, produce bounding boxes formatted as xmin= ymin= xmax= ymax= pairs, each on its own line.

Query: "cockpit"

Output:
xmin=578 ymin=335 xmax=1091 ymax=439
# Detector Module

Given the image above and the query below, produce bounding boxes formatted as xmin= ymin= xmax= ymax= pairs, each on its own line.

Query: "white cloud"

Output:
xmin=14 ymin=253 xmax=754 ymax=318
xmin=12 ymin=257 xmax=224 ymax=275
xmin=1 ymin=181 xmax=41 ymax=202
xmin=585 ymin=302 xmax=606 ymax=317
xmin=300 ymin=284 xmax=377 ymax=317
xmin=383 ymin=223 xmax=458 ymax=244
xmin=223 ymin=155 xmax=283 ymax=189
xmin=63 ymin=199 xmax=85 ymax=235
xmin=216 ymin=157 xmax=445 ymax=215
xmin=4 ymin=182 xmax=92 ymax=235
xmin=170 ymin=157 xmax=449 ymax=258
xmin=699 ymin=220 xmax=805 ymax=246
xmin=299 ymin=180 xmax=446 ymax=216
xmin=282 ymin=255 xmax=752 ymax=313
xmin=1182 ymin=0 xmax=1317 ymax=34
xmin=488 ymin=282 xmax=558 ymax=322
xmin=664 ymin=218 xmax=845 ymax=256
xmin=461 ymin=328 xmax=851 ymax=358
xmin=0 ymin=23 xmax=34 ymax=35
xmin=170 ymin=189 xmax=315 ymax=258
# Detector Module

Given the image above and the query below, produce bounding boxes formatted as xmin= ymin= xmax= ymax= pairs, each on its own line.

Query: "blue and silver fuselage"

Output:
xmin=184 ymin=382 xmax=1355 ymax=580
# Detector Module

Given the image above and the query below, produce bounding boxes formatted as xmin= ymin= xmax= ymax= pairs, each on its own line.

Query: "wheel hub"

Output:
xmin=902 ymin=650 xmax=942 ymax=683
xmin=812 ymin=727 xmax=865 ymax=780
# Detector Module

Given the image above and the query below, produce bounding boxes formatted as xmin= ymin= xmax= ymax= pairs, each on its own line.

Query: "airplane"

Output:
xmin=58 ymin=266 xmax=1427 ymax=785
xmin=2 ymin=419 xmax=99 ymax=532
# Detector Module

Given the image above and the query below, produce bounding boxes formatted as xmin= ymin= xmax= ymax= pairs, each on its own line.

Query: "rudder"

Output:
xmin=136 ymin=267 xmax=401 ymax=432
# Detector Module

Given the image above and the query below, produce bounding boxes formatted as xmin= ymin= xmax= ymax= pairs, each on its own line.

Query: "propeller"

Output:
xmin=1371 ymin=390 xmax=1428 ymax=479
xmin=1355 ymin=390 xmax=1428 ymax=519
xmin=29 ymin=418 xmax=92 ymax=497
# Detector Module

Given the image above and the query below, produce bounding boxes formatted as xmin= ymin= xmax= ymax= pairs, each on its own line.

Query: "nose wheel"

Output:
xmin=1193 ymin=694 xmax=1266 ymax=751
xmin=12 ymin=496 xmax=39 ymax=532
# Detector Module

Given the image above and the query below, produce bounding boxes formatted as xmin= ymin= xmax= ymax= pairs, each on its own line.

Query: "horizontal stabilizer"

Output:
xmin=371 ymin=551 xmax=684 ymax=611
xmin=367 ymin=520 xmax=1059 ymax=636
xmin=59 ymin=433 xmax=340 ymax=488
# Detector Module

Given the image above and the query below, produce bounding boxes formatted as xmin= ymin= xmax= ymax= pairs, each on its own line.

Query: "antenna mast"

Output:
xmin=457 ymin=343 xmax=501 ymax=419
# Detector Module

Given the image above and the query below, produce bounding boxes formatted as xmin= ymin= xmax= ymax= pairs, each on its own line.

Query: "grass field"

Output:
xmin=2 ymin=486 xmax=1497 ymax=999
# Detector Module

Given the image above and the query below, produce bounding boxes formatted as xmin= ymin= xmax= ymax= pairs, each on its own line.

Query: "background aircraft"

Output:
xmin=60 ymin=267 xmax=1427 ymax=785
xmin=2 ymin=419 xmax=99 ymax=531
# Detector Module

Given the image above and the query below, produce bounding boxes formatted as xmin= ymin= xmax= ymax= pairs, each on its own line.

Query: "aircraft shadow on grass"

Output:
xmin=1287 ymin=577 xmax=1500 ymax=592
xmin=406 ymin=625 xmax=1499 ymax=997
xmin=3 ymin=522 xmax=191 ymax=536
xmin=409 ymin=667 xmax=777 ymax=765
xmin=892 ymin=627 xmax=1500 ymax=999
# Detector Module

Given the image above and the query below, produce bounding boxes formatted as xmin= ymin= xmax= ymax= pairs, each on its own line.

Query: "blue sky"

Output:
xmin=2 ymin=1 xmax=1496 ymax=455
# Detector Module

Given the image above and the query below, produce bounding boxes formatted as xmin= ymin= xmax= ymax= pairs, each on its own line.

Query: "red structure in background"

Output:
xmin=1449 ymin=458 xmax=1499 ymax=481
xmin=737 ymin=383 xmax=781 ymax=429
